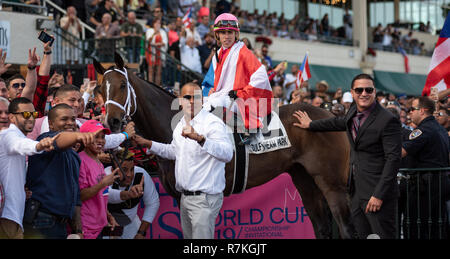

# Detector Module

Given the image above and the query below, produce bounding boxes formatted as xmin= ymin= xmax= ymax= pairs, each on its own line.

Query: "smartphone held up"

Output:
xmin=38 ymin=30 xmax=54 ymax=47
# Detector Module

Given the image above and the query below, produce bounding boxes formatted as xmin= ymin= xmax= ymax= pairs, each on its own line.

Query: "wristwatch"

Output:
xmin=197 ymin=134 xmax=206 ymax=146
xmin=27 ymin=65 xmax=36 ymax=70
xmin=43 ymin=51 xmax=52 ymax=55
xmin=137 ymin=230 xmax=146 ymax=236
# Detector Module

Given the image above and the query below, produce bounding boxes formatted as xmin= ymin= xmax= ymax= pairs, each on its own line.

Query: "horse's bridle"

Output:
xmin=103 ymin=67 xmax=137 ymax=123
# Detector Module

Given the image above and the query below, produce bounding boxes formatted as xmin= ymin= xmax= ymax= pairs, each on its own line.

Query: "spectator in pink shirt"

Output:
xmin=78 ymin=120 xmax=119 ymax=239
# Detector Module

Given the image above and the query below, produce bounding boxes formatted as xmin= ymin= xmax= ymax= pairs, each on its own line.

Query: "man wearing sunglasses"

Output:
xmin=293 ymin=73 xmax=402 ymax=239
xmin=134 ymin=82 xmax=233 ymax=239
xmin=0 ymin=97 xmax=55 ymax=239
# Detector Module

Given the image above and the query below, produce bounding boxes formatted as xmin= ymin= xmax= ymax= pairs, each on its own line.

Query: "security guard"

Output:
xmin=401 ymin=96 xmax=450 ymax=239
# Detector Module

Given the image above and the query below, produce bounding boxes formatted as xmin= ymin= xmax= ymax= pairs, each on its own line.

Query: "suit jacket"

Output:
xmin=310 ymin=102 xmax=402 ymax=201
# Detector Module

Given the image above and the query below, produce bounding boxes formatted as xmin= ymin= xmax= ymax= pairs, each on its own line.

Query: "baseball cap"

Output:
xmin=80 ymin=120 xmax=111 ymax=135
xmin=342 ymin=92 xmax=353 ymax=103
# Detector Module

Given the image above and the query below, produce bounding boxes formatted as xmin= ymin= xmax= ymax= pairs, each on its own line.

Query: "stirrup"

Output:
xmin=238 ymin=132 xmax=254 ymax=146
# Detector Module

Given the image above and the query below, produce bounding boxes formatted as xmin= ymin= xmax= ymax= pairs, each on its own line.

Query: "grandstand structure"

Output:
xmin=0 ymin=0 xmax=449 ymax=96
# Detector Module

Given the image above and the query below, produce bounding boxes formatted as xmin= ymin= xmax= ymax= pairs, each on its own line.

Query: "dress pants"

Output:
xmin=180 ymin=192 xmax=223 ymax=239
xmin=351 ymin=193 xmax=398 ymax=239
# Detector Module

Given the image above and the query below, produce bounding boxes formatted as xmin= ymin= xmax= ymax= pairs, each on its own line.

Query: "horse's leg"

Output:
xmin=303 ymin=163 xmax=356 ymax=239
xmin=288 ymin=164 xmax=333 ymax=239
xmin=320 ymin=188 xmax=356 ymax=239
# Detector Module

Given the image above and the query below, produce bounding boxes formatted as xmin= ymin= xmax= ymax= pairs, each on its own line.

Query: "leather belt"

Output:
xmin=182 ymin=190 xmax=203 ymax=196
xmin=39 ymin=209 xmax=69 ymax=224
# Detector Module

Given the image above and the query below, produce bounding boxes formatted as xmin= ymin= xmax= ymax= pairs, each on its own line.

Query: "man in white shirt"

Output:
xmin=0 ymin=97 xmax=55 ymax=239
xmin=105 ymin=150 xmax=160 ymax=239
xmin=134 ymin=82 xmax=233 ymax=239
xmin=180 ymin=34 xmax=202 ymax=75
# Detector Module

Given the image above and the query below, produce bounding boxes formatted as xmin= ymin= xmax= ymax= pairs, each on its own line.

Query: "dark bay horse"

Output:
xmin=93 ymin=54 xmax=356 ymax=239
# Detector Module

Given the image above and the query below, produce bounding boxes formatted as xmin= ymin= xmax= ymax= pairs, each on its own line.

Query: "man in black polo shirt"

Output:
xmin=24 ymin=104 xmax=101 ymax=239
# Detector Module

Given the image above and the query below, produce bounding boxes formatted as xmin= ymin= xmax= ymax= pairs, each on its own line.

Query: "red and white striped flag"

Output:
xmin=296 ymin=53 xmax=311 ymax=89
xmin=422 ymin=13 xmax=450 ymax=96
xmin=398 ymin=46 xmax=410 ymax=74
xmin=182 ymin=7 xmax=193 ymax=29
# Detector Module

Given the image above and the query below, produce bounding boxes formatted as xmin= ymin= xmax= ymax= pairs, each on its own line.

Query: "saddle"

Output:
xmin=209 ymin=106 xmax=292 ymax=194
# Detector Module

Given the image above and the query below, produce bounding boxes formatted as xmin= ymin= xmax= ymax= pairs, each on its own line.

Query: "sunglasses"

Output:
xmin=410 ymin=106 xmax=421 ymax=111
xmin=214 ymin=20 xmax=239 ymax=29
xmin=182 ymin=95 xmax=202 ymax=101
xmin=11 ymin=83 xmax=26 ymax=89
xmin=353 ymin=87 xmax=375 ymax=94
xmin=12 ymin=111 xmax=39 ymax=119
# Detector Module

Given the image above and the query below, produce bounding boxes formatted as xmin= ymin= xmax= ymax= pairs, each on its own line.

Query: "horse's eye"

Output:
xmin=120 ymin=83 xmax=127 ymax=89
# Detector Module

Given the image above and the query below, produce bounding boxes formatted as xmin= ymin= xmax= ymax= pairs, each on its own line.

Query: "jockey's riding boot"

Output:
xmin=238 ymin=130 xmax=257 ymax=146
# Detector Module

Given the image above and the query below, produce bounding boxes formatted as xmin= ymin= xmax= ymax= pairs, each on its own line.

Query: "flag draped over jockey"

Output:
xmin=398 ymin=46 xmax=410 ymax=74
xmin=182 ymin=7 xmax=193 ymax=28
xmin=205 ymin=41 xmax=273 ymax=130
xmin=296 ymin=53 xmax=311 ymax=89
xmin=422 ymin=12 xmax=450 ymax=96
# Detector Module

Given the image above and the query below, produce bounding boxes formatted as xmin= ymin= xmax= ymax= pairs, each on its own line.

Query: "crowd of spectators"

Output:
xmin=371 ymin=23 xmax=429 ymax=56
xmin=1 ymin=1 xmax=450 ymax=239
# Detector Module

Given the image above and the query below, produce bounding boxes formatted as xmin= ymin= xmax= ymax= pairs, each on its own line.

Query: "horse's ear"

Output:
xmin=93 ymin=58 xmax=105 ymax=75
xmin=114 ymin=52 xmax=125 ymax=70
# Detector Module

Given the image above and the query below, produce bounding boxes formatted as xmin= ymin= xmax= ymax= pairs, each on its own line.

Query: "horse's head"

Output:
xmin=93 ymin=52 xmax=136 ymax=133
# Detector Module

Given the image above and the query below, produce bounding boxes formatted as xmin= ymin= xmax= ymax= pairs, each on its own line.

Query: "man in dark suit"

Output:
xmin=292 ymin=73 xmax=402 ymax=239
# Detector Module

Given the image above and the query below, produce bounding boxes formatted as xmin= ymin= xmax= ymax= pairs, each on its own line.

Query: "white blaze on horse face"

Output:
xmin=105 ymin=79 xmax=111 ymax=128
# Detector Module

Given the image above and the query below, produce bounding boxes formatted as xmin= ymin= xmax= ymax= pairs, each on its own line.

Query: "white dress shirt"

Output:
xmin=106 ymin=166 xmax=160 ymax=239
xmin=150 ymin=108 xmax=233 ymax=194
xmin=0 ymin=124 xmax=43 ymax=229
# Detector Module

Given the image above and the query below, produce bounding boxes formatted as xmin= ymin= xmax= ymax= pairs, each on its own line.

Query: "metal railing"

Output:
xmin=0 ymin=0 xmax=47 ymax=14
xmin=50 ymin=25 xmax=204 ymax=89
xmin=397 ymin=167 xmax=450 ymax=239
xmin=42 ymin=0 xmax=95 ymax=39
xmin=240 ymin=25 xmax=354 ymax=47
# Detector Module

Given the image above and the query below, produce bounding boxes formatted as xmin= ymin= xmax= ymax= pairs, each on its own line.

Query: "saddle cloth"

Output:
xmin=227 ymin=111 xmax=291 ymax=194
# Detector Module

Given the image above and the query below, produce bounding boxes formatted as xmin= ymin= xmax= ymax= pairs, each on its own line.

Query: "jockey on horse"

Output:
xmin=204 ymin=13 xmax=273 ymax=145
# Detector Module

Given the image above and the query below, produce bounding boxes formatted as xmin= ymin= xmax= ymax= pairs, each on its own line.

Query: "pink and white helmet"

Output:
xmin=213 ymin=13 xmax=240 ymax=32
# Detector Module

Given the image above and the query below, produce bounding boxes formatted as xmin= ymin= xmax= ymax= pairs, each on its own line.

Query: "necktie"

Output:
xmin=352 ymin=113 xmax=364 ymax=140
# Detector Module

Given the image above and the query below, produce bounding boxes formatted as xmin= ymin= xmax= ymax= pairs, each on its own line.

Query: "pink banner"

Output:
xmin=139 ymin=173 xmax=316 ymax=239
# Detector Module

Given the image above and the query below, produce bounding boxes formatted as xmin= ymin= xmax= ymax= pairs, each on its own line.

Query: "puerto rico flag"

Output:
xmin=296 ymin=53 xmax=311 ymax=89
xmin=182 ymin=7 xmax=193 ymax=28
xmin=422 ymin=12 xmax=450 ymax=96
xmin=206 ymin=41 xmax=273 ymax=130
xmin=398 ymin=46 xmax=410 ymax=74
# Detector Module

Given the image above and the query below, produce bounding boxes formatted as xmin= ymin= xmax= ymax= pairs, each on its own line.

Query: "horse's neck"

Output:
xmin=131 ymin=75 xmax=178 ymax=143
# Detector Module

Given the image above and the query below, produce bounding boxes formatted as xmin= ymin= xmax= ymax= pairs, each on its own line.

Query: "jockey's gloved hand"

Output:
xmin=228 ymin=90 xmax=238 ymax=100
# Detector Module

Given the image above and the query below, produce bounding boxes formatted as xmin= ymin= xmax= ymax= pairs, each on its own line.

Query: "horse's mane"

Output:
xmin=108 ymin=65 xmax=177 ymax=99
xmin=138 ymin=77 xmax=177 ymax=99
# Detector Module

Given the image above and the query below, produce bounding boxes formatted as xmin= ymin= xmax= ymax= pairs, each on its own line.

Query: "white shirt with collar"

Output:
xmin=150 ymin=108 xmax=233 ymax=194
xmin=0 ymin=124 xmax=43 ymax=229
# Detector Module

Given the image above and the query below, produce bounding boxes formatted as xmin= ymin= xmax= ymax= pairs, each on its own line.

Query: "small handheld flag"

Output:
xmin=182 ymin=7 xmax=193 ymax=29
xmin=296 ymin=53 xmax=311 ymax=89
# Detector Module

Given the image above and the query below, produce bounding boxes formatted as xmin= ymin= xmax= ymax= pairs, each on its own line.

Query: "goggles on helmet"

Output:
xmin=213 ymin=20 xmax=240 ymax=31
